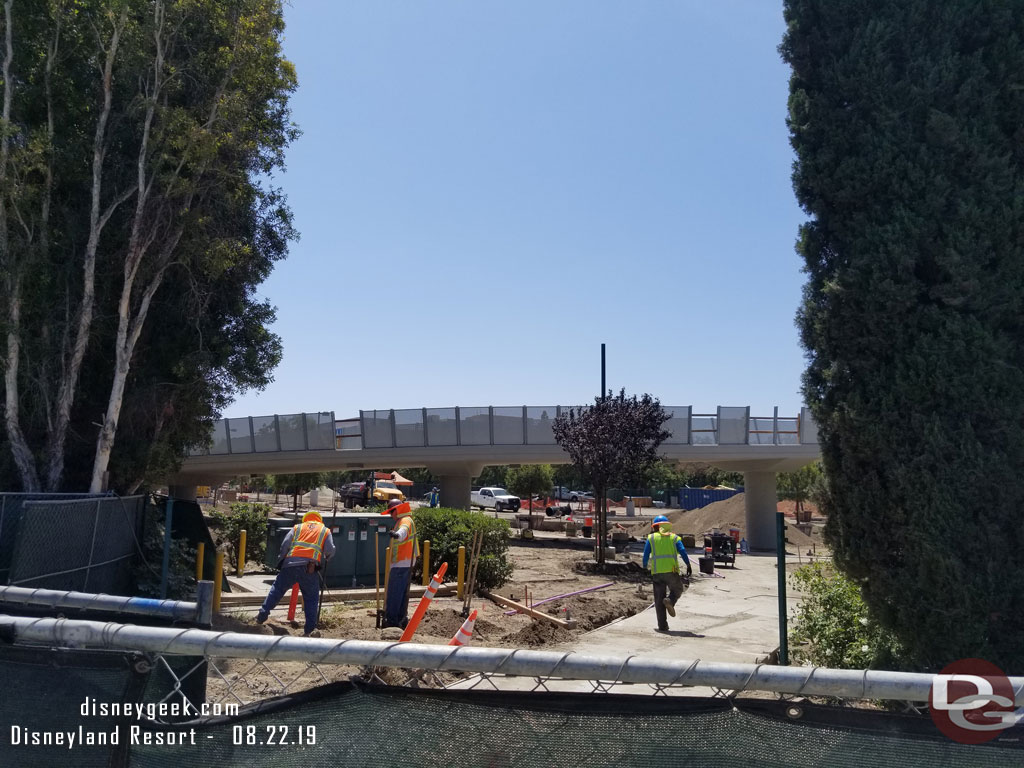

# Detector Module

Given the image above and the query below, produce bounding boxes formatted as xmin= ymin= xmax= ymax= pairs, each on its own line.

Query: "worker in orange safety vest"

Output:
xmin=383 ymin=499 xmax=419 ymax=628
xmin=256 ymin=510 xmax=335 ymax=636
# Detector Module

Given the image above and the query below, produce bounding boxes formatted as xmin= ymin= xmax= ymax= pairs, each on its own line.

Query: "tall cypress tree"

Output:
xmin=782 ymin=0 xmax=1024 ymax=670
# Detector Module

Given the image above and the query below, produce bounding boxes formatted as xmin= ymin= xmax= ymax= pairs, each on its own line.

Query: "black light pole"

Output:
xmin=601 ymin=343 xmax=606 ymax=399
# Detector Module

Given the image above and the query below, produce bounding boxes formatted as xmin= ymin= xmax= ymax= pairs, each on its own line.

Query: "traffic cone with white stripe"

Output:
xmin=449 ymin=609 xmax=478 ymax=646
xmin=399 ymin=561 xmax=449 ymax=642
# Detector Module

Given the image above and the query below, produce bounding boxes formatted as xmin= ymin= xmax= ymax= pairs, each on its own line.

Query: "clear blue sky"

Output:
xmin=224 ymin=1 xmax=809 ymax=420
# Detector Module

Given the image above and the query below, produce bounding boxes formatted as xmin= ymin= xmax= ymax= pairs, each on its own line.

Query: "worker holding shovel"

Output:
xmin=642 ymin=515 xmax=692 ymax=633
xmin=256 ymin=510 xmax=335 ymax=637
xmin=383 ymin=499 xmax=418 ymax=629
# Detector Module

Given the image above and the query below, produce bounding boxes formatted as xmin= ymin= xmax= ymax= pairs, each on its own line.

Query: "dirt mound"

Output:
xmin=628 ymin=494 xmax=747 ymax=538
xmin=415 ymin=608 xmax=475 ymax=639
xmin=562 ymin=594 xmax=649 ymax=631
xmin=506 ymin=621 xmax=574 ymax=647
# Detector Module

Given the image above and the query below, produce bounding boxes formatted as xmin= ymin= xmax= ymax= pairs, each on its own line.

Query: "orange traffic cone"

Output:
xmin=399 ymin=562 xmax=449 ymax=642
xmin=449 ymin=609 xmax=478 ymax=646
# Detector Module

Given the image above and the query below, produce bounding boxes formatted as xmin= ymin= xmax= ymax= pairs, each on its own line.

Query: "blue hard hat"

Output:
xmin=652 ymin=515 xmax=669 ymax=527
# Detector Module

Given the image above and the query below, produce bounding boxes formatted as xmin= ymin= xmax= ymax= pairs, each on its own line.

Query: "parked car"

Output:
xmin=550 ymin=486 xmax=572 ymax=500
xmin=569 ymin=490 xmax=594 ymax=502
xmin=471 ymin=487 xmax=521 ymax=513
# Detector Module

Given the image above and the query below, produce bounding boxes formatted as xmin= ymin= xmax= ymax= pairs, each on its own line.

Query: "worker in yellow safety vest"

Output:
xmin=642 ymin=515 xmax=692 ymax=632
xmin=256 ymin=510 xmax=335 ymax=636
xmin=383 ymin=499 xmax=419 ymax=628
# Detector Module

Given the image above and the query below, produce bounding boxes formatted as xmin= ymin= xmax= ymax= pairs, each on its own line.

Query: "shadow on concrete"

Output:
xmin=655 ymin=629 xmax=705 ymax=638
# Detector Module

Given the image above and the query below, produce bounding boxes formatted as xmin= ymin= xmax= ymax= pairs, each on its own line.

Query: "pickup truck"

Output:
xmin=340 ymin=479 xmax=405 ymax=508
xmin=471 ymin=487 xmax=521 ymax=513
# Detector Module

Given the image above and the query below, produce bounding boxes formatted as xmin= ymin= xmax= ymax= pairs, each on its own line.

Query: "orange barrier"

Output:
xmin=399 ymin=561 xmax=449 ymax=642
xmin=286 ymin=584 xmax=299 ymax=622
xmin=449 ymin=609 xmax=478 ymax=646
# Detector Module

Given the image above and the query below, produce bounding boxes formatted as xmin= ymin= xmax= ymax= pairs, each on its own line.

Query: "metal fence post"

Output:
xmin=455 ymin=407 xmax=461 ymax=445
xmin=522 ymin=406 xmax=528 ymax=445
xmin=160 ymin=499 xmax=175 ymax=599
xmin=302 ymin=412 xmax=310 ymax=450
xmin=489 ymin=406 xmax=494 ymax=445
xmin=195 ymin=580 xmax=214 ymax=627
xmin=777 ymin=511 xmax=789 ymax=666
xmin=423 ymin=407 xmax=430 ymax=446
xmin=389 ymin=410 xmax=397 ymax=448
xmin=773 ymin=406 xmax=779 ymax=446
xmin=83 ymin=499 xmax=102 ymax=591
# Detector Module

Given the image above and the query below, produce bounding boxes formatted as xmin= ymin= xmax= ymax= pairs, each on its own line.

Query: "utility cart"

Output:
xmin=703 ymin=532 xmax=737 ymax=568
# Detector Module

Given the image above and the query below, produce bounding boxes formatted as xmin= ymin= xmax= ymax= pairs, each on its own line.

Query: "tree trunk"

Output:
xmin=45 ymin=8 xmax=131 ymax=491
xmin=3 ymin=284 xmax=40 ymax=492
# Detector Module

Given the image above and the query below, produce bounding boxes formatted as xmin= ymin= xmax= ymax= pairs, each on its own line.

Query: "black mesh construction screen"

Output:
xmin=6 ymin=495 xmax=144 ymax=593
xmin=2 ymin=640 xmax=1022 ymax=768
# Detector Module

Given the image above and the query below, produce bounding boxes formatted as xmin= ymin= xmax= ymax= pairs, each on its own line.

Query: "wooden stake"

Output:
xmin=482 ymin=591 xmax=576 ymax=629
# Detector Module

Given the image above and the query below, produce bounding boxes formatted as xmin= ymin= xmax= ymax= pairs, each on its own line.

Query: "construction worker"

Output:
xmin=642 ymin=515 xmax=692 ymax=633
xmin=256 ymin=510 xmax=335 ymax=637
xmin=383 ymin=499 xmax=418 ymax=628
xmin=428 ymin=487 xmax=440 ymax=508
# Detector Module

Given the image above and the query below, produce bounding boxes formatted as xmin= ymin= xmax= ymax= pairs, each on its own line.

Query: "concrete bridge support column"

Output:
xmin=168 ymin=485 xmax=198 ymax=502
xmin=743 ymin=471 xmax=778 ymax=551
xmin=428 ymin=464 xmax=483 ymax=511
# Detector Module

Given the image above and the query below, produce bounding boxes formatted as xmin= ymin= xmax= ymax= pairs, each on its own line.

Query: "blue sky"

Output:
xmin=224 ymin=1 xmax=809 ymax=421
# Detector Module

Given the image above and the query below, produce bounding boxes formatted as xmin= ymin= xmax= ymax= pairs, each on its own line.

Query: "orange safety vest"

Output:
xmin=288 ymin=521 xmax=329 ymax=563
xmin=390 ymin=513 xmax=419 ymax=566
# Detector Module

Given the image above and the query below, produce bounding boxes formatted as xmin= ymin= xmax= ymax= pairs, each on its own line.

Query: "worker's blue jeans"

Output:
xmin=385 ymin=566 xmax=412 ymax=628
xmin=258 ymin=564 xmax=320 ymax=635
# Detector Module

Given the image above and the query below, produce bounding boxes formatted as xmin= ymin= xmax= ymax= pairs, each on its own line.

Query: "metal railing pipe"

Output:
xmin=1 ymin=615 xmax=1017 ymax=704
xmin=0 ymin=587 xmax=201 ymax=623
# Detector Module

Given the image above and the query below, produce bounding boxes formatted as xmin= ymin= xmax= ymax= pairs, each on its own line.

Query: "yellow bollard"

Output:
xmin=421 ymin=540 xmax=431 ymax=586
xmin=237 ymin=529 xmax=247 ymax=577
xmin=196 ymin=541 xmax=205 ymax=582
xmin=213 ymin=551 xmax=225 ymax=613
xmin=457 ymin=545 xmax=466 ymax=600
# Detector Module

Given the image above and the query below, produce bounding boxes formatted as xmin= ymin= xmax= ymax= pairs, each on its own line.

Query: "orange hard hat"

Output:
xmin=302 ymin=510 xmax=323 ymax=524
xmin=387 ymin=500 xmax=410 ymax=516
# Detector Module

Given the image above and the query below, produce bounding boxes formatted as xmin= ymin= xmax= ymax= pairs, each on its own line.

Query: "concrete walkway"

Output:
xmin=448 ymin=551 xmax=811 ymax=694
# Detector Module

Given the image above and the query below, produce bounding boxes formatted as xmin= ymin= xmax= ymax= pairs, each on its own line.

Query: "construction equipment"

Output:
xmin=703 ymin=532 xmax=737 ymax=568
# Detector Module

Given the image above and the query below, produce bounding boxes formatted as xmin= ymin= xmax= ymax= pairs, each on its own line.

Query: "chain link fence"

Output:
xmin=1 ymin=639 xmax=1022 ymax=768
xmin=5 ymin=495 xmax=145 ymax=594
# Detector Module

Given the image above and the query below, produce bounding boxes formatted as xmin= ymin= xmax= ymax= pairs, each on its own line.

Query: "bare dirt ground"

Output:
xmin=205 ymin=541 xmax=653 ymax=701
xmin=203 ymin=494 xmax=828 ymax=702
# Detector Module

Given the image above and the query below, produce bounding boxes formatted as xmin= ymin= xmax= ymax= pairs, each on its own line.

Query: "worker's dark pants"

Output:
xmin=652 ymin=571 xmax=685 ymax=630
xmin=385 ymin=566 xmax=412 ymax=628
xmin=258 ymin=564 xmax=320 ymax=634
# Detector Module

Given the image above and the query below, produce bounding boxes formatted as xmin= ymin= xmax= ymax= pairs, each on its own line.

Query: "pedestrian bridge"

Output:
xmin=172 ymin=405 xmax=821 ymax=549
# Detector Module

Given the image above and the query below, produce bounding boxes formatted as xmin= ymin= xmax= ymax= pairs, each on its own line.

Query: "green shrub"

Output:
xmin=211 ymin=502 xmax=270 ymax=567
xmin=789 ymin=561 xmax=904 ymax=669
xmin=412 ymin=507 xmax=512 ymax=591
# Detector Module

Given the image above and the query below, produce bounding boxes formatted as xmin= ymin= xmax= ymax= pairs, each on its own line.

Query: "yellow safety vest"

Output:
xmin=648 ymin=531 xmax=681 ymax=575
xmin=289 ymin=522 xmax=329 ymax=563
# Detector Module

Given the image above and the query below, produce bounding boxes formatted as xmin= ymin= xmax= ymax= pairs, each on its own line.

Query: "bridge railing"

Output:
xmin=356 ymin=406 xmax=818 ymax=450
xmin=187 ymin=407 xmax=818 ymax=455
xmin=188 ymin=412 xmax=336 ymax=456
